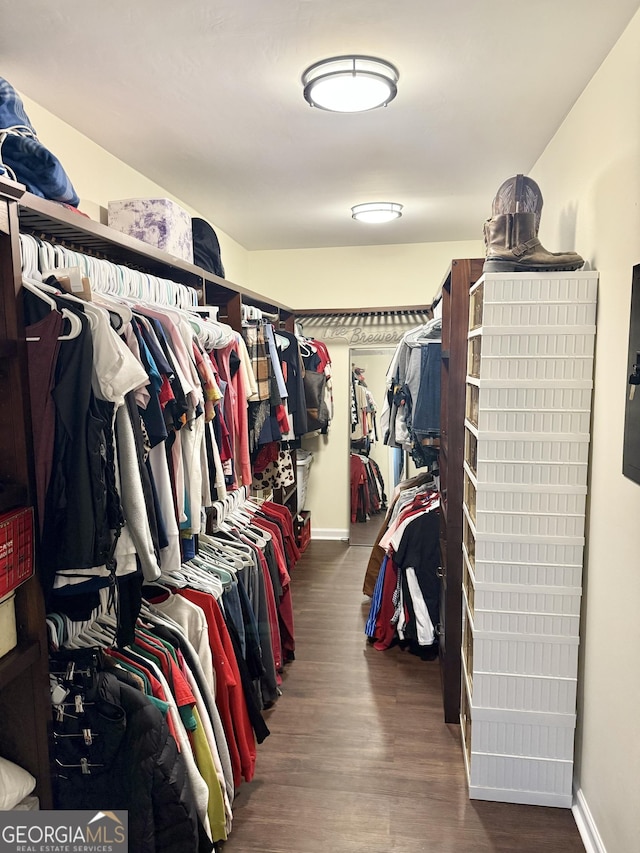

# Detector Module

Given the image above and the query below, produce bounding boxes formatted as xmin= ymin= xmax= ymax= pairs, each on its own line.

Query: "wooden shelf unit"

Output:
xmin=0 ymin=173 xmax=299 ymax=802
xmin=17 ymin=189 xmax=294 ymax=323
xmin=435 ymin=258 xmax=484 ymax=724
xmin=16 ymin=180 xmax=298 ymax=515
xmin=0 ymin=178 xmax=53 ymax=807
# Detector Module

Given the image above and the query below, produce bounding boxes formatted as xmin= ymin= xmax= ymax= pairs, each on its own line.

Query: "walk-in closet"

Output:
xmin=1 ymin=4 xmax=639 ymax=852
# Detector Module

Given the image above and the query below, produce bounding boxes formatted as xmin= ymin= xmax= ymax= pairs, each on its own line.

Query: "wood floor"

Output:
xmin=349 ymin=516 xmax=383 ymax=547
xmin=223 ymin=540 xmax=585 ymax=853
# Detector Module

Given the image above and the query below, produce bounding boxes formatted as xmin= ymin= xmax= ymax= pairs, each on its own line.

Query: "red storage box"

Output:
xmin=0 ymin=507 xmax=34 ymax=598
xmin=294 ymin=511 xmax=311 ymax=553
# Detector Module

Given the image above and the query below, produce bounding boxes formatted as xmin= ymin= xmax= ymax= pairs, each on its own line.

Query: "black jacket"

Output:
xmin=53 ymin=670 xmax=201 ymax=853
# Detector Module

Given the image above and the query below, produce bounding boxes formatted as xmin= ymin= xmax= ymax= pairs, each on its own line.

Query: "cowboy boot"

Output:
xmin=492 ymin=174 xmax=544 ymax=232
xmin=483 ymin=213 xmax=584 ymax=273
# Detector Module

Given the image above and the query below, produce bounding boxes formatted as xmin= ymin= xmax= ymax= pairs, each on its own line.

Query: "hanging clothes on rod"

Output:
xmin=362 ymin=470 xmax=436 ymax=596
xmin=350 ymin=365 xmax=378 ymax=453
xmin=19 ymin=238 xmax=259 ymax=645
xmin=364 ymin=476 xmax=441 ymax=659
xmin=299 ymin=333 xmax=333 ymax=435
xmin=381 ymin=318 xmax=442 ymax=469
xmin=20 ymin=232 xmax=199 ymax=309
xmin=242 ymin=316 xmax=294 ymax=493
xmin=277 ymin=322 xmax=335 ymax=439
xmin=49 ymin=638 xmax=220 ymax=851
xmin=348 ymin=364 xmax=386 ymax=523
xmin=46 ymin=489 xmax=300 ymax=850
xmin=349 ymin=453 xmax=386 ymax=524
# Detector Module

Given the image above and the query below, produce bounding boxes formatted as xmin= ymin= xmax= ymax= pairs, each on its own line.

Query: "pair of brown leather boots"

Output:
xmin=483 ymin=174 xmax=584 ymax=273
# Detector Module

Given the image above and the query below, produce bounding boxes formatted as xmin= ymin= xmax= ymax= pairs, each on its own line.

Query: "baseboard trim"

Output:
xmin=311 ymin=528 xmax=349 ymax=541
xmin=572 ymin=787 xmax=606 ymax=853
xmin=469 ymin=785 xmax=572 ymax=809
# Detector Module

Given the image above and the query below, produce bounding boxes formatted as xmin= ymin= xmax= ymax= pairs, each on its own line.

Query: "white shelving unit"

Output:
xmin=460 ymin=271 xmax=598 ymax=807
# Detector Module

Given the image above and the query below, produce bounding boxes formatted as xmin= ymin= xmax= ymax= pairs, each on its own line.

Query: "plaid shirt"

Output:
xmin=243 ymin=322 xmax=271 ymax=401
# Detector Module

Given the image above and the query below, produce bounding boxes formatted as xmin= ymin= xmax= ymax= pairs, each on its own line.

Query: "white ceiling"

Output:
xmin=1 ymin=0 xmax=638 ymax=251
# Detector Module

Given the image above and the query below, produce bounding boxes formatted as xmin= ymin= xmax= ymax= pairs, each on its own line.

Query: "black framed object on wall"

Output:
xmin=623 ymin=264 xmax=640 ymax=484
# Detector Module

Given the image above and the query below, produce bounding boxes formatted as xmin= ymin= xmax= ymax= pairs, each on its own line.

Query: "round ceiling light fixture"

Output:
xmin=351 ymin=202 xmax=403 ymax=223
xmin=302 ymin=55 xmax=399 ymax=112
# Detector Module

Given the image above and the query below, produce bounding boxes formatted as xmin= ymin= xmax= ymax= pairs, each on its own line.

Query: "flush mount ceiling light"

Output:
xmin=351 ymin=202 xmax=403 ymax=223
xmin=302 ymin=55 xmax=399 ymax=112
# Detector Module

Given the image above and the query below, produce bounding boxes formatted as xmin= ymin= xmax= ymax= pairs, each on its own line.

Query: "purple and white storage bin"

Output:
xmin=108 ymin=197 xmax=194 ymax=263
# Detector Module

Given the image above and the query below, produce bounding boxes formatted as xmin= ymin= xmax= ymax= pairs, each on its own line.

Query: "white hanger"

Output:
xmin=157 ymin=564 xmax=189 ymax=589
xmin=22 ymin=277 xmax=83 ymax=341
xmin=46 ymin=618 xmax=60 ymax=650
xmin=403 ymin=317 xmax=442 ymax=346
xmin=91 ymin=292 xmax=132 ymax=329
xmin=173 ymin=561 xmax=225 ymax=597
xmin=68 ymin=620 xmax=114 ymax=650
xmin=198 ymin=542 xmax=243 ymax=573
xmin=23 ymin=276 xmax=57 ymax=308
xmin=19 ymin=234 xmax=41 ymax=278
xmin=188 ymin=555 xmax=233 ymax=589
xmin=241 ymin=304 xmax=262 ymax=323
xmin=210 ymin=499 xmax=241 ymax=533
xmin=242 ymin=524 xmax=269 ymax=546
xmin=199 ymin=533 xmax=251 ymax=565
xmin=298 ymin=339 xmax=314 ymax=357
xmin=138 ymin=601 xmax=183 ymax=635
xmin=22 ymin=234 xmax=200 ymax=311
xmin=141 ymin=580 xmax=177 ymax=600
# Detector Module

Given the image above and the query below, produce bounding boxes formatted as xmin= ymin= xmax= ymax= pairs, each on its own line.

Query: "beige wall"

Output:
xmin=300 ymin=341 xmax=351 ymax=536
xmin=247 ymin=240 xmax=483 ymax=309
xmin=21 ymin=94 xmax=250 ymax=284
xmin=531 ymin=10 xmax=640 ymax=852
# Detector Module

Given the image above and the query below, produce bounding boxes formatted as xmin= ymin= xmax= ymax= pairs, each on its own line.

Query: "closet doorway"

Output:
xmin=348 ymin=346 xmax=395 ymax=546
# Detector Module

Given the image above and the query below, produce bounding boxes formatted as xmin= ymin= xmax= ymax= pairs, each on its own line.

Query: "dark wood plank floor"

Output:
xmin=224 ymin=541 xmax=585 ymax=853
xmin=350 ymin=516 xmax=384 ymax=547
